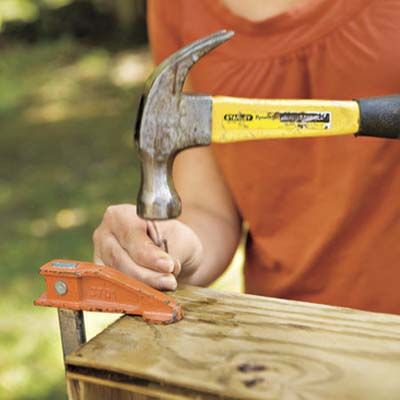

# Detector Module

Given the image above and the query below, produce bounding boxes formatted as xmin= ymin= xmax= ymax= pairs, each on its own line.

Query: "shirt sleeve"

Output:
xmin=147 ymin=0 xmax=183 ymax=65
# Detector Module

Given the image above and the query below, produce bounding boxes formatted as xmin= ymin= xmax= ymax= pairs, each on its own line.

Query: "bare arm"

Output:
xmin=174 ymin=146 xmax=242 ymax=285
xmin=173 ymin=78 xmax=241 ymax=285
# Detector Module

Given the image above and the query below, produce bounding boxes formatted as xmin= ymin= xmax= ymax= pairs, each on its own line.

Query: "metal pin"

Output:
xmin=58 ymin=309 xmax=86 ymax=360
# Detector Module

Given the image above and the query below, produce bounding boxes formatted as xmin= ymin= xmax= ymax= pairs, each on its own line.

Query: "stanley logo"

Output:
xmin=224 ymin=113 xmax=254 ymax=122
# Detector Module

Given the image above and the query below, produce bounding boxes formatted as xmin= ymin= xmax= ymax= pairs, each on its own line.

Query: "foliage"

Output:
xmin=0 ymin=38 xmax=144 ymax=400
xmin=0 ymin=0 xmax=73 ymax=28
xmin=0 ymin=0 xmax=147 ymax=47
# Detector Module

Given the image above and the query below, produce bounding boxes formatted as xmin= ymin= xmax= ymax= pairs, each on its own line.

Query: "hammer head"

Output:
xmin=135 ymin=30 xmax=234 ymax=220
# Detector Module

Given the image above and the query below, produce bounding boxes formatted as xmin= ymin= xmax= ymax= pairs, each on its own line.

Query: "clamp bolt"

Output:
xmin=55 ymin=280 xmax=68 ymax=296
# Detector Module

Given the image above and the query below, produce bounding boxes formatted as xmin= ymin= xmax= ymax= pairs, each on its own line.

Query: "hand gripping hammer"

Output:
xmin=135 ymin=30 xmax=400 ymax=221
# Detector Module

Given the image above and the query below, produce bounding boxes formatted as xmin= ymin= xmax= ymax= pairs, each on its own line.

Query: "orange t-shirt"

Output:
xmin=148 ymin=0 xmax=400 ymax=313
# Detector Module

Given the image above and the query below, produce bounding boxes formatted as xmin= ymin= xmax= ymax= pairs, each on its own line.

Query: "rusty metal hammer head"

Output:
xmin=135 ymin=30 xmax=234 ymax=220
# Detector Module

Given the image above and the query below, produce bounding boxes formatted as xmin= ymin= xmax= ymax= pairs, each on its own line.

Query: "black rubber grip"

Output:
xmin=356 ymin=95 xmax=400 ymax=139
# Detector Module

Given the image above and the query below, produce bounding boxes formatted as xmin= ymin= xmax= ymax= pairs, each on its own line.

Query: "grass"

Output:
xmin=0 ymin=39 xmax=243 ymax=399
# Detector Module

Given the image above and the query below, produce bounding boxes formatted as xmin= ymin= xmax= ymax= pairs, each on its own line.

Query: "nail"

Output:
xmin=173 ymin=259 xmax=181 ymax=276
xmin=159 ymin=275 xmax=177 ymax=291
xmin=156 ymin=257 xmax=174 ymax=273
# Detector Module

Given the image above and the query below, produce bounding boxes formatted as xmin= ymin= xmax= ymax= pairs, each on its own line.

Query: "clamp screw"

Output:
xmin=55 ymin=280 xmax=68 ymax=296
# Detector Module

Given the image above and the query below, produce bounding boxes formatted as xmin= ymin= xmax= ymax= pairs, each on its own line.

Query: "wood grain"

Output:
xmin=67 ymin=374 xmax=158 ymax=400
xmin=66 ymin=285 xmax=400 ymax=400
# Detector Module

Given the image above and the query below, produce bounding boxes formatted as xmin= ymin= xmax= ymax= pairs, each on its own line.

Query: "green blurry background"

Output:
xmin=0 ymin=1 xmax=243 ymax=399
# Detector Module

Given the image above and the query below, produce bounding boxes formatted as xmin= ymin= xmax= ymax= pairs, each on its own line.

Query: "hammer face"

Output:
xmin=137 ymin=152 xmax=180 ymax=220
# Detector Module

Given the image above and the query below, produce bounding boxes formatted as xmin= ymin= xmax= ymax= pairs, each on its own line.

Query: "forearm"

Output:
xmin=172 ymin=144 xmax=241 ymax=287
xmin=178 ymin=204 xmax=241 ymax=286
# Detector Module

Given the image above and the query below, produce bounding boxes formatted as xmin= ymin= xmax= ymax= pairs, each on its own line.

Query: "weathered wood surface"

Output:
xmin=66 ymin=285 xmax=400 ymax=400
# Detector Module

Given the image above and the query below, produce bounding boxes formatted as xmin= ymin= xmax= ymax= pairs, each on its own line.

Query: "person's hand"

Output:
xmin=92 ymin=204 xmax=203 ymax=290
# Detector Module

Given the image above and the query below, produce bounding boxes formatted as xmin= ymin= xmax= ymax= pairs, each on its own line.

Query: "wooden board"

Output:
xmin=66 ymin=285 xmax=400 ymax=400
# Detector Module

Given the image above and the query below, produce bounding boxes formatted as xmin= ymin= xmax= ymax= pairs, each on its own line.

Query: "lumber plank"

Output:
xmin=66 ymin=285 xmax=400 ymax=400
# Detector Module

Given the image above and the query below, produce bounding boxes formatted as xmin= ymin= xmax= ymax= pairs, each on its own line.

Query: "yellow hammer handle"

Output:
xmin=211 ymin=96 xmax=360 ymax=143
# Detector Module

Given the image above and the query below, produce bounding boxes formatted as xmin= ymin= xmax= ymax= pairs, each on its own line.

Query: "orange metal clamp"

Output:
xmin=35 ymin=259 xmax=183 ymax=324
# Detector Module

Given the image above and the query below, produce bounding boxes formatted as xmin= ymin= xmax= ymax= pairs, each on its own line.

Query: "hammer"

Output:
xmin=135 ymin=30 xmax=400 ymax=221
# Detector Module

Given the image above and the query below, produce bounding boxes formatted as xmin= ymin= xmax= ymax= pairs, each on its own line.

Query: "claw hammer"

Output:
xmin=135 ymin=30 xmax=400 ymax=221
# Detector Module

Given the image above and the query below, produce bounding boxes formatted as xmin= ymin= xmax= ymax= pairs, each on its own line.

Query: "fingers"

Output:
xmin=103 ymin=206 xmax=175 ymax=274
xmin=93 ymin=204 xmax=194 ymax=291
xmin=121 ymin=227 xmax=175 ymax=273
xmin=96 ymin=233 xmax=177 ymax=291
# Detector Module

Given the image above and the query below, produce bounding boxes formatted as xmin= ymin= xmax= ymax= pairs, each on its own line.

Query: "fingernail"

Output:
xmin=173 ymin=259 xmax=181 ymax=276
xmin=156 ymin=257 xmax=174 ymax=273
xmin=159 ymin=275 xmax=177 ymax=291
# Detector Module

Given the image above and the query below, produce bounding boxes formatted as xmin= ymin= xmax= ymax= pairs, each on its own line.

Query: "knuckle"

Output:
xmin=133 ymin=245 xmax=151 ymax=264
xmin=92 ymin=227 xmax=101 ymax=244
xmin=100 ymin=236 xmax=117 ymax=266
xmin=107 ymin=243 xmax=120 ymax=268
xmin=120 ymin=223 xmax=133 ymax=245
xmin=104 ymin=204 xmax=130 ymax=225
xmin=153 ymin=277 xmax=167 ymax=291
xmin=104 ymin=205 xmax=117 ymax=221
xmin=147 ymin=274 xmax=165 ymax=290
xmin=129 ymin=266 xmax=144 ymax=282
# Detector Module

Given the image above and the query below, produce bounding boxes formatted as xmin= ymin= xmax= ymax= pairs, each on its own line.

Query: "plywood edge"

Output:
xmin=66 ymin=365 xmax=237 ymax=400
